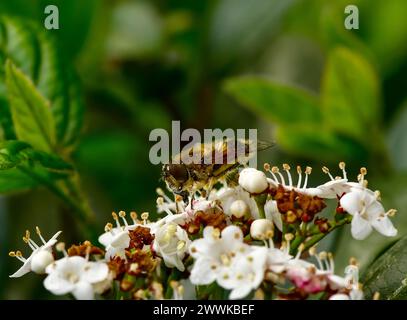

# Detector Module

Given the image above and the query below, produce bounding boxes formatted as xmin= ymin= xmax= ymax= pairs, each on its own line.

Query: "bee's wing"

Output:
xmin=256 ymin=140 xmax=276 ymax=152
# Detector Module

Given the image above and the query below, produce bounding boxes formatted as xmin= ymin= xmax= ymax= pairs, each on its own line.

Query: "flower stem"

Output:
xmin=302 ymin=215 xmax=352 ymax=252
xmin=254 ymin=194 xmax=267 ymax=219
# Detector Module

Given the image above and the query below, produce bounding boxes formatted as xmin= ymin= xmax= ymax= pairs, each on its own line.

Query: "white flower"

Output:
xmin=152 ymin=222 xmax=190 ymax=272
xmin=264 ymin=200 xmax=283 ymax=231
xmin=267 ymin=246 xmax=293 ymax=274
xmin=9 ymin=227 xmax=61 ymax=278
xmin=229 ymin=200 xmax=249 ymax=218
xmin=44 ymin=256 xmax=109 ymax=300
xmin=217 ymin=246 xmax=268 ymax=299
xmin=340 ymin=189 xmax=397 ymax=240
xmin=98 ymin=211 xmax=151 ymax=259
xmin=239 ymin=168 xmax=269 ymax=194
xmin=250 ymin=219 xmax=273 ymax=240
xmin=329 ymin=264 xmax=364 ymax=300
xmin=212 ymin=186 xmax=258 ymax=218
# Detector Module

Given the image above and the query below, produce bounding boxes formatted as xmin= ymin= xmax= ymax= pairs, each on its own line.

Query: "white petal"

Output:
xmin=81 ymin=262 xmax=109 ymax=283
xmin=221 ymin=225 xmax=243 ymax=244
xmin=366 ymin=200 xmax=385 ymax=220
xmin=264 ymin=201 xmax=283 ymax=231
xmin=229 ymin=285 xmax=252 ymax=300
xmin=329 ymin=293 xmax=350 ymax=300
xmin=189 ymin=258 xmax=218 ymax=285
xmin=43 ymin=272 xmax=75 ymax=295
xmin=371 ymin=217 xmax=397 ymax=237
xmin=9 ymin=259 xmax=32 ymax=278
xmin=72 ymin=281 xmax=95 ymax=300
xmin=110 ymin=231 xmax=130 ymax=249
xmin=340 ymin=191 xmax=363 ymax=215
xmin=351 ymin=213 xmax=372 ymax=240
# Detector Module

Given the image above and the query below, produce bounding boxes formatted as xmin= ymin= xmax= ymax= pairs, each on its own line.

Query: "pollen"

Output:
xmin=318 ymin=251 xmax=327 ymax=260
xmin=130 ymin=211 xmax=138 ymax=221
xmin=263 ymin=163 xmax=271 ymax=171
xmin=16 ymin=251 xmax=23 ymax=257
xmin=322 ymin=166 xmax=330 ymax=174
xmin=296 ymin=166 xmax=302 ymax=174
xmin=305 ymin=166 xmax=312 ymax=174
xmin=284 ymin=233 xmax=294 ymax=241
xmin=190 ymin=247 xmax=197 ymax=253
xmin=141 ymin=212 xmax=149 ymax=221
xmin=373 ymin=292 xmax=380 ymax=300
xmin=349 ymin=257 xmax=358 ymax=266
xmin=56 ymin=242 xmax=66 ymax=252
xmin=156 ymin=197 xmax=164 ymax=205
xmin=360 ymin=167 xmax=367 ymax=176
xmin=112 ymin=212 xmax=119 ymax=220
xmin=387 ymin=209 xmax=397 ymax=217
xmin=118 ymin=211 xmax=126 ymax=218
xmin=308 ymin=246 xmax=317 ymax=256
xmin=271 ymin=166 xmax=279 ymax=173
xmin=35 ymin=226 xmax=41 ymax=235
xmin=104 ymin=223 xmax=113 ymax=232
xmin=339 ymin=162 xmax=346 ymax=170
xmin=177 ymin=240 xmax=186 ymax=251
xmin=9 ymin=251 xmax=16 ymax=257
xmin=282 ymin=163 xmax=291 ymax=171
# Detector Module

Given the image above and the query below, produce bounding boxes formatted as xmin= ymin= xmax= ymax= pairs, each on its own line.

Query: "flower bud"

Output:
xmin=239 ymin=168 xmax=268 ymax=194
xmin=250 ymin=219 xmax=273 ymax=240
xmin=31 ymin=250 xmax=54 ymax=274
xmin=230 ymin=200 xmax=249 ymax=218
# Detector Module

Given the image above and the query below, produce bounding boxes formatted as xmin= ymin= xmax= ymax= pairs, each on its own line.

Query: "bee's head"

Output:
xmin=162 ymin=163 xmax=190 ymax=194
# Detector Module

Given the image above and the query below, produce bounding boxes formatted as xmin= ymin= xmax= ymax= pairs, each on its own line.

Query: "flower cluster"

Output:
xmin=9 ymin=162 xmax=397 ymax=300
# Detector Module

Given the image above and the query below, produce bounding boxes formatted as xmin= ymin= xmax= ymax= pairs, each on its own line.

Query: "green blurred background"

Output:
xmin=1 ymin=0 xmax=406 ymax=299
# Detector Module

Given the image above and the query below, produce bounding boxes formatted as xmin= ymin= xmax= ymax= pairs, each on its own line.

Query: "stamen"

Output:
xmin=56 ymin=242 xmax=68 ymax=257
xmin=112 ymin=212 xmax=120 ymax=228
xmin=296 ymin=166 xmax=302 ymax=188
xmin=303 ymin=166 xmax=312 ymax=188
xmin=358 ymin=167 xmax=367 ymax=184
xmin=328 ymin=252 xmax=335 ymax=273
xmin=283 ymin=164 xmax=293 ymax=187
xmin=15 ymin=250 xmax=26 ymax=262
xmin=130 ymin=211 xmax=138 ymax=224
xmin=141 ymin=212 xmax=149 ymax=225
xmin=263 ymin=163 xmax=271 ymax=171
xmin=156 ymin=197 xmax=164 ymax=206
xmin=386 ymin=209 xmax=397 ymax=217
xmin=295 ymin=243 xmax=305 ymax=259
xmin=104 ymin=223 xmax=113 ymax=233
xmin=273 ymin=166 xmax=286 ymax=186
xmin=268 ymin=166 xmax=279 ymax=183
xmin=308 ymin=246 xmax=317 ymax=256
xmin=339 ymin=162 xmax=347 ymax=179
xmin=322 ymin=166 xmax=334 ymax=181
xmin=349 ymin=257 xmax=358 ymax=266
xmin=374 ymin=190 xmax=381 ymax=200
xmin=118 ymin=211 xmax=128 ymax=227
xmin=36 ymin=226 xmax=47 ymax=245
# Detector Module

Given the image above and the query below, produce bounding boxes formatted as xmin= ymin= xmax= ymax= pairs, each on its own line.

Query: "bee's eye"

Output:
xmin=166 ymin=164 xmax=189 ymax=183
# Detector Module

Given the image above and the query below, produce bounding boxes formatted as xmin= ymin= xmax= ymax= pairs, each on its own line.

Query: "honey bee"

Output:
xmin=162 ymin=139 xmax=273 ymax=203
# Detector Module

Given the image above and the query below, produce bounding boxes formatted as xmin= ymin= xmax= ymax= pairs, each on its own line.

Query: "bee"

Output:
xmin=162 ymin=138 xmax=273 ymax=203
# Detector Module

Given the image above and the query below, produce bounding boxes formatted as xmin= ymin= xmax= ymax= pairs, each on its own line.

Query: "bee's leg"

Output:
xmin=205 ymin=178 xmax=215 ymax=200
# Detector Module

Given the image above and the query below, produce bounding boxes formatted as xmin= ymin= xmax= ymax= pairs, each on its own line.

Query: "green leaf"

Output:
xmin=362 ymin=236 xmax=407 ymax=300
xmin=224 ymin=76 xmax=322 ymax=126
xmin=275 ymin=126 xmax=368 ymax=162
xmin=321 ymin=47 xmax=381 ymax=144
xmin=0 ymin=140 xmax=73 ymax=172
xmin=0 ymin=17 xmax=84 ymax=151
xmin=0 ymin=140 xmax=31 ymax=169
xmin=5 ymin=60 xmax=56 ymax=152
xmin=0 ymin=168 xmax=39 ymax=193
